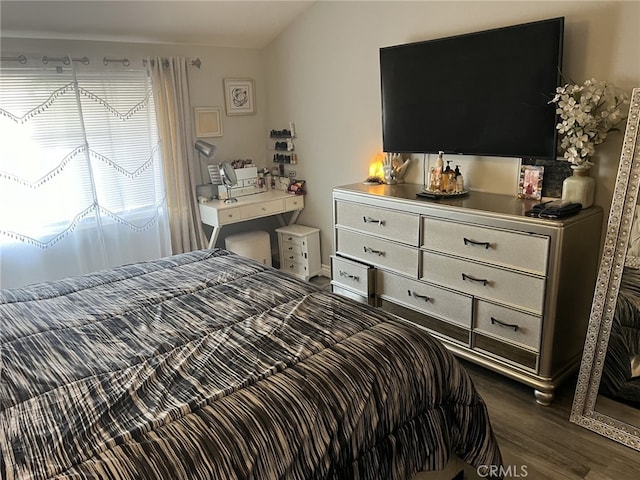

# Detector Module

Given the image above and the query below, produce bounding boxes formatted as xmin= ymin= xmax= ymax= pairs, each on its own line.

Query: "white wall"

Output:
xmin=263 ymin=1 xmax=640 ymax=264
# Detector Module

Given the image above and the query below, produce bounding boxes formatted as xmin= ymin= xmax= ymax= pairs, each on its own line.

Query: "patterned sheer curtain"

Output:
xmin=0 ymin=56 xmax=172 ymax=289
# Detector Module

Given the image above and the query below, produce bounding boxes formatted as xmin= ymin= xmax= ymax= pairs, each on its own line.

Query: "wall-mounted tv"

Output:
xmin=380 ymin=17 xmax=564 ymax=160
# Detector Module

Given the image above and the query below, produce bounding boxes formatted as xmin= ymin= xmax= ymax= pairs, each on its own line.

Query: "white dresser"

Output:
xmin=332 ymin=183 xmax=603 ymax=405
xmin=276 ymin=224 xmax=321 ymax=281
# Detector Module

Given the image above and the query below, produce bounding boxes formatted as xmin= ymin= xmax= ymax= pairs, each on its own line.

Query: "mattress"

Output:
xmin=1 ymin=249 xmax=502 ymax=479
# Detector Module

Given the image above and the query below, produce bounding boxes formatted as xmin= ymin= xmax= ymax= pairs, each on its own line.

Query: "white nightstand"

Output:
xmin=276 ymin=224 xmax=321 ymax=281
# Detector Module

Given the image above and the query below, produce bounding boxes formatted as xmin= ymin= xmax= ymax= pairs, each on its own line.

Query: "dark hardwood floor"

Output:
xmin=460 ymin=360 xmax=640 ymax=479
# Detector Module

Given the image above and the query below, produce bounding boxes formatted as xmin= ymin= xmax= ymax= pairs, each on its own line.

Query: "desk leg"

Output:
xmin=208 ymin=226 xmax=221 ymax=249
xmin=288 ymin=210 xmax=302 ymax=225
xmin=277 ymin=210 xmax=302 ymax=227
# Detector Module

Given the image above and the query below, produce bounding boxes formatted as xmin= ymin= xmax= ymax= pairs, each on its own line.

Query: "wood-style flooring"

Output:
xmin=460 ymin=360 xmax=640 ymax=479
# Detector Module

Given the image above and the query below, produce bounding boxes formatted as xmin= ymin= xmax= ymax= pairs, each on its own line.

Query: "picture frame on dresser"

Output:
xmin=517 ymin=165 xmax=544 ymax=200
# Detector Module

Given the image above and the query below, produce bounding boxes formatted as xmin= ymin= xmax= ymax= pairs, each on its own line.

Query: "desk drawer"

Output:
xmin=337 ymin=229 xmax=418 ymax=277
xmin=217 ymin=207 xmax=241 ymax=225
xmin=285 ymin=195 xmax=304 ymax=211
xmin=421 ymin=251 xmax=545 ymax=314
xmin=422 ymin=217 xmax=549 ymax=275
xmin=376 ymin=270 xmax=472 ymax=328
xmin=336 ymin=201 xmax=419 ymax=245
xmin=242 ymin=199 xmax=284 ymax=219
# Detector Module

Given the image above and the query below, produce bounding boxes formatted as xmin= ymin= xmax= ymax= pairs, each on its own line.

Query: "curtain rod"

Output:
xmin=0 ymin=55 xmax=201 ymax=68
xmin=142 ymin=58 xmax=201 ymax=68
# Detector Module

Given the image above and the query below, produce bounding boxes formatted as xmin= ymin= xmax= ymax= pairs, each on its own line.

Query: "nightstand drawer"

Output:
xmin=281 ymin=259 xmax=307 ymax=276
xmin=474 ymin=300 xmax=542 ymax=351
xmin=336 ymin=201 xmax=419 ymax=245
xmin=421 ymin=250 xmax=545 ymax=314
xmin=331 ymin=255 xmax=374 ymax=297
xmin=376 ymin=270 xmax=472 ymax=328
xmin=422 ymin=217 xmax=549 ymax=275
xmin=337 ymin=229 xmax=418 ymax=277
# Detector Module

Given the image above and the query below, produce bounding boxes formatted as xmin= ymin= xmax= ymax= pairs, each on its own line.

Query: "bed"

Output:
xmin=1 ymin=249 xmax=502 ymax=479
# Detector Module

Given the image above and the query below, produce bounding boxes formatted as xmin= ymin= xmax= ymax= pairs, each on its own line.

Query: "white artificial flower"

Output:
xmin=550 ymin=78 xmax=629 ymax=166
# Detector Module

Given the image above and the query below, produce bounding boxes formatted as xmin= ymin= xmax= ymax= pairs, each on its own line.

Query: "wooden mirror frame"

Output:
xmin=571 ymin=87 xmax=640 ymax=450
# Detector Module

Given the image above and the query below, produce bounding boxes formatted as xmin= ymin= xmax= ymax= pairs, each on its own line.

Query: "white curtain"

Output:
xmin=147 ymin=57 xmax=206 ymax=254
xmin=0 ymin=56 xmax=172 ymax=289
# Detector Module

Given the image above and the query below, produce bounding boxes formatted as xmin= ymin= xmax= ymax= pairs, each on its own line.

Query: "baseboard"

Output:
xmin=321 ymin=263 xmax=331 ymax=278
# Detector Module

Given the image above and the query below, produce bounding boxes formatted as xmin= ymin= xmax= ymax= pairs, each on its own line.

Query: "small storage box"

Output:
xmin=225 ymin=230 xmax=272 ymax=266
xmin=276 ymin=225 xmax=321 ymax=281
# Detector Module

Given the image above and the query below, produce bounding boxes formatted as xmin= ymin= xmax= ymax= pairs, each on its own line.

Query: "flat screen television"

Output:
xmin=380 ymin=17 xmax=564 ymax=160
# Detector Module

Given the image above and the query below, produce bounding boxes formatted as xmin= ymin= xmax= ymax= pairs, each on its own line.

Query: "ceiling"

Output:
xmin=0 ymin=1 xmax=316 ymax=49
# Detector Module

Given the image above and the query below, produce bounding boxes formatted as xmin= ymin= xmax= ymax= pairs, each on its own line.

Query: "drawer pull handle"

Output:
xmin=408 ymin=290 xmax=430 ymax=302
xmin=363 ymin=246 xmax=385 ymax=256
xmin=363 ymin=216 xmax=385 ymax=226
xmin=463 ymin=237 xmax=491 ymax=249
xmin=339 ymin=270 xmax=359 ymax=281
xmin=461 ymin=273 xmax=488 ymax=286
xmin=491 ymin=317 xmax=519 ymax=332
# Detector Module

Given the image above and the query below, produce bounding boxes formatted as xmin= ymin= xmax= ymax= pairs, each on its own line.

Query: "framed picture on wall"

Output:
xmin=517 ymin=165 xmax=544 ymax=200
xmin=194 ymin=107 xmax=223 ymax=137
xmin=223 ymin=78 xmax=255 ymax=115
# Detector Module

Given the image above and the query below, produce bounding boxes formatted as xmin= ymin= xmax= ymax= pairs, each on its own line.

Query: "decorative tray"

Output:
xmin=417 ymin=189 xmax=470 ymax=199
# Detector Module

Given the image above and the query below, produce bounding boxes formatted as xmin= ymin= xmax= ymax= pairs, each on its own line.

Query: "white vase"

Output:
xmin=561 ymin=164 xmax=595 ymax=208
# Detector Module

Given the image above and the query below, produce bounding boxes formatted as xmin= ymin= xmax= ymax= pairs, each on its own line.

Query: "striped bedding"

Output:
xmin=1 ymin=249 xmax=502 ymax=479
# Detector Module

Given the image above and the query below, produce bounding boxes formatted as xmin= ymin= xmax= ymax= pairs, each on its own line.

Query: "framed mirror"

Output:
xmin=571 ymin=87 xmax=640 ymax=450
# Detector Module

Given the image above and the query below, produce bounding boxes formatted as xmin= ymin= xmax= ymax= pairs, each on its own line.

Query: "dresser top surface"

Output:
xmin=333 ymin=183 xmax=602 ymax=225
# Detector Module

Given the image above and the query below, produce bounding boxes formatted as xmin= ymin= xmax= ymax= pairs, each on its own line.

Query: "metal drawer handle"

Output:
xmin=461 ymin=273 xmax=488 ymax=286
xmin=363 ymin=216 xmax=385 ymax=226
xmin=463 ymin=237 xmax=491 ymax=249
xmin=408 ymin=290 xmax=430 ymax=302
xmin=363 ymin=246 xmax=385 ymax=256
xmin=491 ymin=316 xmax=520 ymax=332
xmin=339 ymin=270 xmax=359 ymax=281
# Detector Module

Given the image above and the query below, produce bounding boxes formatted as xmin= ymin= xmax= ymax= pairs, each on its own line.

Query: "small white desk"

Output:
xmin=198 ymin=190 xmax=304 ymax=248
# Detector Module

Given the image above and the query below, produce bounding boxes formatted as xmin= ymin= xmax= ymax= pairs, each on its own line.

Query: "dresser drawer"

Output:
xmin=474 ymin=300 xmax=542 ymax=351
xmin=335 ymin=201 xmax=419 ymax=245
xmin=331 ymin=255 xmax=374 ymax=297
xmin=376 ymin=270 xmax=472 ymax=328
xmin=281 ymin=241 xmax=303 ymax=257
xmin=422 ymin=217 xmax=549 ymax=275
xmin=242 ymin=199 xmax=283 ymax=219
xmin=337 ymin=229 xmax=418 ymax=277
xmin=421 ymin=251 xmax=545 ymax=314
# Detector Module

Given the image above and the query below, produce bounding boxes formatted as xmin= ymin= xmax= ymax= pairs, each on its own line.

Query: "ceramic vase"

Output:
xmin=561 ymin=164 xmax=595 ymax=208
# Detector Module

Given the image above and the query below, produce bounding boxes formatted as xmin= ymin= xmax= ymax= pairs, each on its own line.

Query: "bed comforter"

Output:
xmin=1 ymin=249 xmax=502 ymax=479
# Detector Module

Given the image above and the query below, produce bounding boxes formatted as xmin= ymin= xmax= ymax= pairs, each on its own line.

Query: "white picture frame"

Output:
xmin=223 ymin=78 xmax=255 ymax=115
xmin=194 ymin=107 xmax=223 ymax=137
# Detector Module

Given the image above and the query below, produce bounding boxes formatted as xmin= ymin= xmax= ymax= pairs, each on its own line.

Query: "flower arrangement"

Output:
xmin=550 ymin=78 xmax=628 ymax=166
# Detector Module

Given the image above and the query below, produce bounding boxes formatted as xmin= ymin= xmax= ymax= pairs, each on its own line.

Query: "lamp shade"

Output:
xmin=194 ymin=140 xmax=217 ymax=159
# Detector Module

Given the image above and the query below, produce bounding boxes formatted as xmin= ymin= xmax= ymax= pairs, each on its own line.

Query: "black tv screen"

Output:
xmin=380 ymin=17 xmax=564 ymax=159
